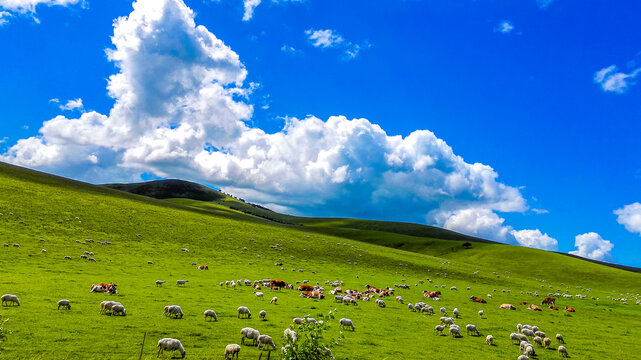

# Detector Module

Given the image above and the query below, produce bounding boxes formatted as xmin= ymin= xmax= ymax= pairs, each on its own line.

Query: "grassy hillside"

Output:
xmin=2 ymin=162 xmax=641 ymax=359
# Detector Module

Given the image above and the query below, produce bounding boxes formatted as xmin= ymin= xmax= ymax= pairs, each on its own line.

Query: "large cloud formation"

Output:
xmin=2 ymin=0 xmax=554 ymax=248
xmin=614 ymin=202 xmax=641 ymax=235
xmin=569 ymin=232 xmax=614 ymax=261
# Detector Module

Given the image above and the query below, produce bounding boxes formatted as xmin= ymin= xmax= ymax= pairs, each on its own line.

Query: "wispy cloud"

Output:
xmin=495 ymin=20 xmax=514 ymax=34
xmin=0 ymin=0 xmax=85 ymax=24
xmin=0 ymin=10 xmax=11 ymax=26
xmin=59 ymin=98 xmax=83 ymax=111
xmin=537 ymin=0 xmax=554 ymax=10
xmin=305 ymin=28 xmax=369 ymax=61
xmin=594 ymin=65 xmax=641 ymax=94
xmin=280 ymin=44 xmax=302 ymax=55
xmin=242 ymin=0 xmax=306 ymax=21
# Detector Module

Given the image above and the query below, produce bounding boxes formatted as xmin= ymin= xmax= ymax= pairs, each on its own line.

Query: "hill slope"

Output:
xmin=1 ymin=162 xmax=641 ymax=360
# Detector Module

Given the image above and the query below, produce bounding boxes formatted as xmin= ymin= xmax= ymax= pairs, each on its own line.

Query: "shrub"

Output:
xmin=282 ymin=316 xmax=342 ymax=360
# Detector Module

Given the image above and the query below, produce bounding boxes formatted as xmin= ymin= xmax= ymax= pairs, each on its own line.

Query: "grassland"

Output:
xmin=1 ymin=162 xmax=641 ymax=359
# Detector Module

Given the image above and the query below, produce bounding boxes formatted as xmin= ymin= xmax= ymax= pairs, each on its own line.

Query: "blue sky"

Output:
xmin=1 ymin=0 xmax=640 ymax=266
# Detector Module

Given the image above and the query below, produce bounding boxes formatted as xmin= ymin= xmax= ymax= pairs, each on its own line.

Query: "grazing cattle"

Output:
xmin=549 ymin=306 xmax=559 ymax=310
xmin=91 ymin=283 xmax=117 ymax=294
xmin=519 ymin=302 xmax=528 ymax=305
xmin=564 ymin=306 xmax=575 ymax=312
xmin=470 ymin=296 xmax=487 ymax=303
xmin=270 ymin=279 xmax=287 ymax=288
xmin=424 ymin=291 xmax=442 ymax=298
xmin=528 ymin=304 xmax=542 ymax=311
xmin=297 ymin=285 xmax=314 ymax=292
xmin=197 ymin=265 xmax=209 ymax=270
xmin=541 ymin=297 xmax=555 ymax=305
xmin=499 ymin=304 xmax=516 ymax=310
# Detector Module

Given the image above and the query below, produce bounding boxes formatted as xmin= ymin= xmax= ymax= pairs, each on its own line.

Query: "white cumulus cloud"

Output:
xmin=0 ymin=10 xmax=11 ymax=25
xmin=510 ymin=229 xmax=558 ymax=250
xmin=1 ymin=0 xmax=548 ymax=245
xmin=594 ymin=65 xmax=641 ymax=93
xmin=569 ymin=232 xmax=614 ymax=261
xmin=614 ymin=202 xmax=641 ymax=235
xmin=305 ymin=28 xmax=344 ymax=48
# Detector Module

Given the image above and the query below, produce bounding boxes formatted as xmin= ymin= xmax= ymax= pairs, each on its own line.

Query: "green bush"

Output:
xmin=282 ymin=314 xmax=342 ymax=360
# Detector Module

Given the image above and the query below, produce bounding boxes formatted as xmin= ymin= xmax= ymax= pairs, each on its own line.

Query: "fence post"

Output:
xmin=139 ymin=331 xmax=147 ymax=360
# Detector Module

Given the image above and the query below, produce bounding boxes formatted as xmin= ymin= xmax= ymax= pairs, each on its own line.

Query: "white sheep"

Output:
xmin=112 ymin=304 xmax=127 ymax=316
xmin=517 ymin=355 xmax=529 ymax=360
xmin=440 ymin=307 xmax=447 ymax=316
xmin=155 ymin=280 xmax=166 ymax=286
xmin=204 ymin=309 xmax=217 ymax=321
xmin=259 ymin=310 xmax=266 ymax=320
xmin=375 ymin=299 xmax=386 ymax=307
xmin=396 ymin=296 xmax=403 ymax=304
xmin=533 ymin=336 xmax=542 ymax=347
xmin=1 ymin=294 xmax=20 ymax=306
xmin=408 ymin=303 xmax=414 ymax=311
xmin=558 ymin=345 xmax=568 ymax=357
xmin=176 ymin=279 xmax=188 ymax=286
xmin=157 ymin=338 xmax=185 ymax=358
xmin=270 ymin=297 xmax=278 ymax=304
xmin=522 ymin=329 xmax=535 ymax=337
xmin=510 ymin=333 xmax=527 ymax=344
xmin=466 ymin=324 xmax=479 ymax=336
xmin=258 ymin=334 xmax=276 ymax=350
xmin=485 ymin=334 xmax=493 ymax=345
xmin=241 ymin=327 xmax=260 ymax=345
xmin=440 ymin=317 xmax=454 ymax=325
xmin=292 ymin=317 xmax=304 ymax=324
xmin=478 ymin=310 xmax=484 ymax=318
xmin=534 ymin=330 xmax=545 ymax=338
xmin=520 ymin=341 xmax=530 ymax=352
xmin=434 ymin=324 xmax=446 ymax=335
xmin=556 ymin=333 xmax=565 ymax=343
xmin=306 ymin=318 xmax=317 ymax=324
xmin=453 ymin=308 xmax=459 ymax=318
xmin=543 ymin=337 xmax=552 ymax=348
xmin=339 ymin=318 xmax=355 ymax=331
xmin=100 ymin=301 xmax=120 ymax=314
xmin=237 ymin=306 xmax=251 ymax=319
xmin=449 ymin=324 xmax=462 ymax=338
xmin=57 ymin=299 xmax=71 ymax=310
xmin=224 ymin=343 xmax=241 ymax=359
xmin=163 ymin=305 xmax=183 ymax=319
xmin=254 ymin=291 xmax=264 ymax=299
xmin=524 ymin=344 xmax=535 ymax=357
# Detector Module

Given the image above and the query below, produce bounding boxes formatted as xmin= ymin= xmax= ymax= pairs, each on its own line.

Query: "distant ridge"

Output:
xmin=103 ymin=179 xmax=225 ymax=202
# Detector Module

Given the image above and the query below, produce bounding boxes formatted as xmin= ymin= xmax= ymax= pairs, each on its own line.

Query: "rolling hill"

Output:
xmin=1 ymin=161 xmax=640 ymax=359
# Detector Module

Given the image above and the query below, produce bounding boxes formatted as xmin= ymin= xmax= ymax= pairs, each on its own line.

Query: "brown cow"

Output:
xmin=528 ymin=304 xmax=542 ymax=311
xmin=297 ymin=285 xmax=314 ymax=292
xmin=564 ymin=306 xmax=575 ymax=312
xmin=541 ymin=297 xmax=555 ymax=305
xmin=470 ymin=296 xmax=487 ymax=303
xmin=499 ymin=304 xmax=516 ymax=310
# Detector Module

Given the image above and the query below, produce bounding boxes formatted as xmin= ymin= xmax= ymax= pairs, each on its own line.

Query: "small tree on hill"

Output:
xmin=462 ymin=242 xmax=472 ymax=249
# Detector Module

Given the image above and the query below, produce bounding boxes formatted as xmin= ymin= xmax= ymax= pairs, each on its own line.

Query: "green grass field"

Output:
xmin=1 ymin=162 xmax=641 ymax=359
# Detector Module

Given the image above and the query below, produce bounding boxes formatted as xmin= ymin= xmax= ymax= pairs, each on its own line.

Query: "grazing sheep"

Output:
xmin=466 ymin=324 xmax=480 ymax=336
xmin=522 ymin=329 xmax=535 ymax=337
xmin=558 ymin=345 xmax=568 ymax=357
xmin=510 ymin=333 xmax=527 ymax=344
xmin=524 ymin=344 xmax=535 ymax=356
xmin=396 ymin=296 xmax=403 ymax=304
xmin=157 ymin=338 xmax=186 ymax=358
xmin=517 ymin=356 xmax=529 ymax=360
xmin=241 ymin=327 xmax=260 ymax=345
xmin=270 ymin=297 xmax=278 ymax=304
xmin=534 ymin=331 xmax=545 ymax=338
xmin=486 ymin=334 xmax=493 ymax=345
xmin=204 ymin=309 xmax=217 ymax=321
xmin=224 ymin=344 xmax=241 ymax=360
xmin=64 ymin=256 xmax=72 ymax=260
xmin=13 ymin=243 xmax=19 ymax=247
xmin=440 ymin=307 xmax=447 ymax=315
xmin=259 ymin=310 xmax=266 ymax=320
xmin=453 ymin=308 xmax=459 ymax=318
xmin=339 ymin=318 xmax=355 ymax=331
xmin=520 ymin=341 xmax=530 ymax=352
xmin=155 ymin=280 xmax=166 ymax=286
xmin=176 ymin=280 xmax=188 ymax=286
xmin=237 ymin=306 xmax=251 ymax=319
xmin=254 ymin=291 xmax=264 ymax=299
xmin=422 ymin=305 xmax=434 ymax=315
xmin=543 ymin=337 xmax=552 ymax=348
xmin=440 ymin=317 xmax=455 ymax=325
xmin=556 ymin=333 xmax=565 ymax=343
xmin=163 ymin=305 xmax=183 ymax=319
xmin=449 ymin=324 xmax=462 ymax=338
xmin=292 ymin=317 xmax=304 ymax=325
xmin=100 ymin=301 xmax=120 ymax=314
xmin=1 ymin=294 xmax=20 ymax=306
xmin=257 ymin=334 xmax=276 ymax=350
xmin=57 ymin=299 xmax=71 ymax=310
xmin=375 ymin=299 xmax=386 ymax=308
xmin=112 ymin=304 xmax=127 ymax=316
xmin=408 ymin=303 xmax=414 ymax=311
xmin=306 ymin=318 xmax=317 ymax=324
xmin=533 ymin=336 xmax=543 ymax=347
xmin=478 ymin=310 xmax=484 ymax=318
xmin=434 ymin=325 xmax=446 ymax=335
